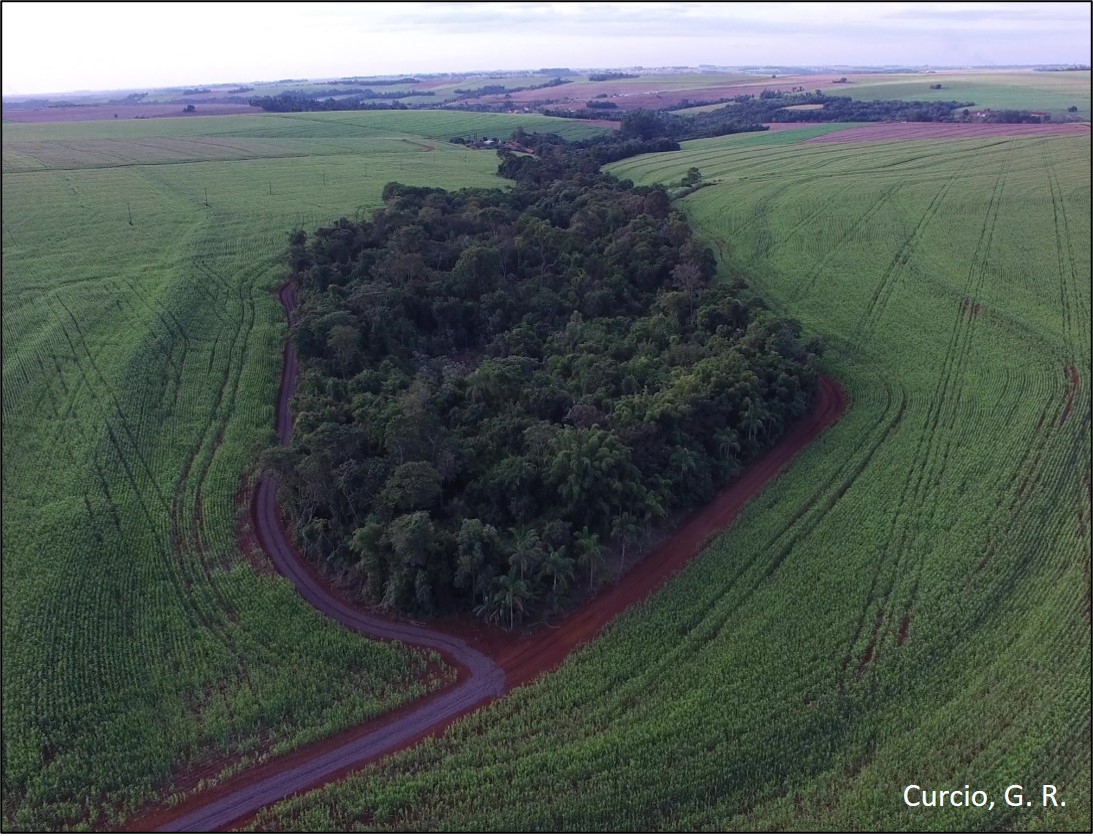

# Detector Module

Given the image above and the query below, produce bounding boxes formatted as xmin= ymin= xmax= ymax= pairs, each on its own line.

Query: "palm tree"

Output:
xmin=715 ymin=426 xmax=741 ymax=460
xmin=714 ymin=427 xmax=743 ymax=480
xmin=508 ymin=525 xmax=545 ymax=580
xmin=611 ymin=512 xmax=642 ymax=571
xmin=670 ymin=445 xmax=699 ymax=483
xmin=474 ymin=592 xmax=504 ymax=626
xmin=740 ymin=396 xmax=769 ymax=442
xmin=642 ymin=490 xmax=667 ymax=527
xmin=491 ymin=574 xmax=530 ymax=629
xmin=576 ymin=526 xmax=604 ymax=588
xmin=539 ymin=547 xmax=575 ymax=596
xmin=456 ymin=518 xmax=499 ymax=606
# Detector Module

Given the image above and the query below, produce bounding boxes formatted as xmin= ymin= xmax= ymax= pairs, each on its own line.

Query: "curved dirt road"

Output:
xmin=142 ymin=282 xmax=846 ymax=831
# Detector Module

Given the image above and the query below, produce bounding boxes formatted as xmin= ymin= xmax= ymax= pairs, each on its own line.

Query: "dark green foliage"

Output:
xmin=248 ymin=90 xmax=434 ymax=112
xmin=685 ymin=91 xmax=1046 ymax=126
xmin=451 ymin=78 xmax=571 ymax=101
xmin=277 ymin=144 xmax=819 ymax=624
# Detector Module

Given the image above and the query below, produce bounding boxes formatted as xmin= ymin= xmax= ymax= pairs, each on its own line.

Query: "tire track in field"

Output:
xmin=791 ymin=184 xmax=902 ymax=302
xmin=742 ymin=177 xmax=862 ymax=261
xmin=667 ymin=373 xmax=901 ymax=687
xmin=185 ymin=264 xmax=260 ymax=595
xmin=47 ymin=297 xmax=170 ymax=511
xmin=602 ymin=375 xmax=867 ymax=687
xmin=109 ymin=272 xmax=191 ymax=412
xmin=840 ymin=151 xmax=998 ymax=676
xmin=1042 ymin=139 xmax=1090 ymax=470
xmin=47 ymin=287 xmax=206 ymax=635
xmin=1044 ymin=146 xmax=1075 ymax=355
xmin=957 ymin=408 xmax=1085 ymax=645
xmin=848 ymin=143 xmax=1015 ymax=669
xmin=854 ymin=158 xmax=971 ymax=347
xmin=764 ymin=377 xmax=907 ymax=579
xmin=889 ymin=141 xmax=1017 ymax=627
xmin=167 ymin=256 xmax=267 ymax=661
xmin=763 ymin=179 xmax=858 ymax=251
xmin=170 ymin=262 xmax=253 ymax=559
xmin=47 ymin=278 xmax=233 ymax=643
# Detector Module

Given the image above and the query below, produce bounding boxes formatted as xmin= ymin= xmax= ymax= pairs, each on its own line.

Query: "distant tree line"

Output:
xmin=452 ymin=84 xmax=510 ymax=97
xmin=588 ymin=72 xmax=639 ymax=81
xmin=325 ymin=77 xmax=421 ymax=86
xmin=267 ymin=135 xmax=820 ymax=625
xmin=547 ymin=92 xmax=1053 ymax=139
xmin=542 ymin=91 xmax=1056 ymax=131
xmin=740 ymin=93 xmax=974 ymax=122
xmin=310 ymin=87 xmax=434 ymax=99
xmin=540 ymin=108 xmax=623 ymax=121
xmin=248 ymin=91 xmax=432 ymax=112
xmin=973 ymin=109 xmax=1053 ymax=124
xmin=691 ymin=91 xmax=1054 ymax=124
xmin=451 ymin=77 xmax=571 ymax=101
xmin=536 ymin=107 xmax=768 ymax=148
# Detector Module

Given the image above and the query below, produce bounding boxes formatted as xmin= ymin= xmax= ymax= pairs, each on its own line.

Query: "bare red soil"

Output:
xmin=1060 ymin=364 xmax=1080 ymax=424
xmin=804 ymin=122 xmax=1089 ymax=144
xmin=2 ymin=104 xmax=263 ymax=123
xmin=897 ymin=613 xmax=912 ymax=646
xmin=133 ymin=282 xmax=846 ymax=832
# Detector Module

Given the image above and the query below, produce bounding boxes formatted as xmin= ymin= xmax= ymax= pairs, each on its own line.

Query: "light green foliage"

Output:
xmin=253 ymin=130 xmax=1090 ymax=830
xmin=1 ymin=108 xmax=596 ymax=829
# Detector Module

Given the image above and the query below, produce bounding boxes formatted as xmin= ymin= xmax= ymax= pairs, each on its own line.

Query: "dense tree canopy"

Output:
xmin=270 ymin=138 xmax=821 ymax=626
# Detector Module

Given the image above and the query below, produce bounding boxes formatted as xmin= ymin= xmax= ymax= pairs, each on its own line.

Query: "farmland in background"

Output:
xmin=7 ymin=69 xmax=1087 ymax=124
xmin=0 ymin=109 xmax=606 ymax=830
xmin=824 ymin=70 xmax=1091 ymax=121
xmin=250 ymin=127 xmax=1090 ymax=831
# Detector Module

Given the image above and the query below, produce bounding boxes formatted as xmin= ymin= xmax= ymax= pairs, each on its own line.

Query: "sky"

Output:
xmin=2 ymin=1 xmax=1090 ymax=96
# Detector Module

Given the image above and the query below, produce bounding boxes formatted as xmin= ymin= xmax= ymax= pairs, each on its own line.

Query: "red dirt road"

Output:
xmin=139 ymin=283 xmax=845 ymax=832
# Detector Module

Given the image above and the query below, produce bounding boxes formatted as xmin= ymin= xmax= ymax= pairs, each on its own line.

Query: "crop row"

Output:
xmin=250 ymin=130 xmax=1090 ymax=831
xmin=1 ymin=111 xmax=540 ymax=829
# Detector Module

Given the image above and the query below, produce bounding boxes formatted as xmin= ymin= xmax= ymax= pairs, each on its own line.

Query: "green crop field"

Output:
xmin=250 ymin=129 xmax=1090 ymax=830
xmin=835 ymin=70 xmax=1091 ymax=121
xmin=671 ymin=71 xmax=1091 ymax=121
xmin=0 ymin=109 xmax=606 ymax=830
